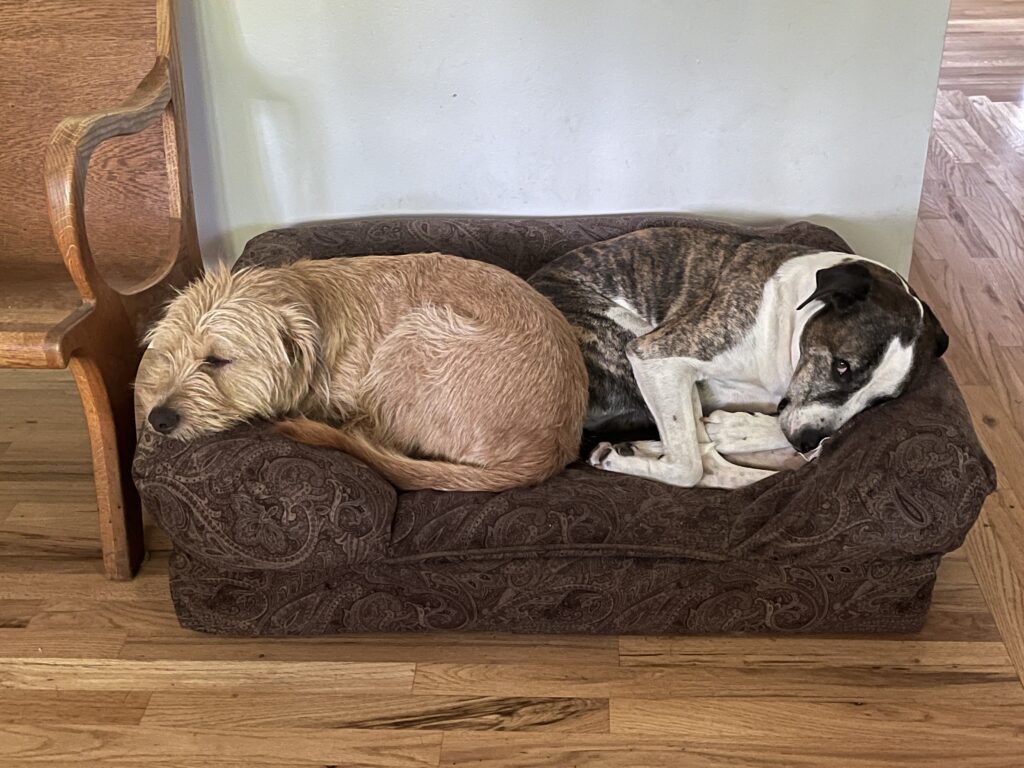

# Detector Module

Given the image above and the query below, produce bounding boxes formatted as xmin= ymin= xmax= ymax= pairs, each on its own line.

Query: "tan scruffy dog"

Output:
xmin=136 ymin=254 xmax=588 ymax=492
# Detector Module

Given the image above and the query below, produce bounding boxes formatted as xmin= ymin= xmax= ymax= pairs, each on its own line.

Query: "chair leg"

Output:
xmin=69 ymin=352 xmax=145 ymax=580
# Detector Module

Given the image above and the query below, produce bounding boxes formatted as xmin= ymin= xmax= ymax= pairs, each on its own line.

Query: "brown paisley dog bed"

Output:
xmin=133 ymin=215 xmax=995 ymax=635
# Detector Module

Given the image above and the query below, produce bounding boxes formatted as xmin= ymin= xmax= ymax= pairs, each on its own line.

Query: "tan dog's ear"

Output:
xmin=277 ymin=304 xmax=322 ymax=381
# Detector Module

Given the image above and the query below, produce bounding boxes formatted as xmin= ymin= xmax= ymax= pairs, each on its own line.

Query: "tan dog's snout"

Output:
xmin=147 ymin=405 xmax=181 ymax=435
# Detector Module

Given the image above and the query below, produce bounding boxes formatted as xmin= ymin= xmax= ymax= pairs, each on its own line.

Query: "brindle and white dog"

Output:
xmin=530 ymin=225 xmax=948 ymax=489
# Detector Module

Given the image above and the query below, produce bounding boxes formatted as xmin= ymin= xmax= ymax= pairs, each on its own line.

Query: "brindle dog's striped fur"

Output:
xmin=531 ymin=226 xmax=817 ymax=433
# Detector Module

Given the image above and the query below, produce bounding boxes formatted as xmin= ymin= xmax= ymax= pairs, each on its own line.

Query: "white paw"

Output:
xmin=703 ymin=410 xmax=791 ymax=454
xmin=588 ymin=440 xmax=656 ymax=468
xmin=588 ymin=441 xmax=699 ymax=486
xmin=696 ymin=443 xmax=777 ymax=489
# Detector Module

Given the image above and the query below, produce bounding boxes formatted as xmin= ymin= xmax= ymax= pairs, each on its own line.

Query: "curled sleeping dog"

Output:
xmin=529 ymin=225 xmax=948 ymax=489
xmin=136 ymin=255 xmax=588 ymax=492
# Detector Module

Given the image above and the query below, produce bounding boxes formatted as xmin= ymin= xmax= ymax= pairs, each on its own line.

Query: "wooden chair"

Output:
xmin=0 ymin=0 xmax=202 ymax=579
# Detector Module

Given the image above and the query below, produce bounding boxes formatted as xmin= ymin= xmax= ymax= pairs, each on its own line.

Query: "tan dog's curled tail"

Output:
xmin=277 ymin=418 xmax=552 ymax=492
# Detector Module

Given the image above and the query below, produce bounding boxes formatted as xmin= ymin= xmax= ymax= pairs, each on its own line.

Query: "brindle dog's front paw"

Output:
xmin=703 ymin=410 xmax=791 ymax=454
xmin=589 ymin=441 xmax=614 ymax=466
xmin=589 ymin=440 xmax=665 ymax=471
xmin=589 ymin=440 xmax=640 ymax=469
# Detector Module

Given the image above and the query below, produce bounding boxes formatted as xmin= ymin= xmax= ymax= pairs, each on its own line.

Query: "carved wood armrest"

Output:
xmin=44 ymin=58 xmax=172 ymax=304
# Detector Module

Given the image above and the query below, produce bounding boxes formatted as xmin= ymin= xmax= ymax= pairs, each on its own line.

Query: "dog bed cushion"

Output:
xmin=134 ymin=214 xmax=995 ymax=635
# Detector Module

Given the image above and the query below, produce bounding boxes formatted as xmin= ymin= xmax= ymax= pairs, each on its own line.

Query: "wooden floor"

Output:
xmin=2 ymin=2 xmax=1024 ymax=765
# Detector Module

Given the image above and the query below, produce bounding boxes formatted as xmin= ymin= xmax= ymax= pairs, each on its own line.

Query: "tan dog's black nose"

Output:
xmin=148 ymin=406 xmax=180 ymax=435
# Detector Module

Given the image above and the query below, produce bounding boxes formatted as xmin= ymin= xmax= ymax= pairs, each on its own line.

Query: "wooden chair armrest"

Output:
xmin=44 ymin=57 xmax=172 ymax=304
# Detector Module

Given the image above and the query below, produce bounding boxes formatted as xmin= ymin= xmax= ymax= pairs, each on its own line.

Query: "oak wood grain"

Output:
xmin=0 ymin=629 xmax=127 ymax=660
xmin=609 ymin=697 xmax=1024 ymax=758
xmin=0 ymin=690 xmax=151 ymax=727
xmin=0 ymin=724 xmax=442 ymax=768
xmin=940 ymin=0 xmax=1024 ymax=101
xmin=117 ymin=632 xmax=620 ymax=666
xmin=141 ymin=691 xmax=609 ymax=732
xmin=413 ymin=662 xmax=1022 ymax=701
xmin=965 ymin=498 xmax=1024 ymax=683
xmin=0 ymin=659 xmax=415 ymax=693
xmin=617 ymin=635 xmax=1014 ymax=670
xmin=438 ymin=731 xmax=1021 ymax=768
xmin=910 ymin=12 xmax=1024 ymax=695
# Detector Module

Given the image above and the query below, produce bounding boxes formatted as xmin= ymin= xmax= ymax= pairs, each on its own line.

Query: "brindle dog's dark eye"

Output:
xmin=832 ymin=358 xmax=851 ymax=378
xmin=203 ymin=355 xmax=230 ymax=369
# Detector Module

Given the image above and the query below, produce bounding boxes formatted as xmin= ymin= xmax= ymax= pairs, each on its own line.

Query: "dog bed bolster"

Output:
xmin=233 ymin=214 xmax=856 ymax=277
xmin=134 ymin=425 xmax=397 ymax=570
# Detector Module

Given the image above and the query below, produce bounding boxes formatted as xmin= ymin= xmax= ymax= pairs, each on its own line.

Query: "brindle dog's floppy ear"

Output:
xmin=797 ymin=262 xmax=873 ymax=312
xmin=923 ymin=301 xmax=949 ymax=358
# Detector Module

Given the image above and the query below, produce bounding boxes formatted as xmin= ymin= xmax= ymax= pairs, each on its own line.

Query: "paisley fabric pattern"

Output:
xmin=135 ymin=427 xmax=396 ymax=570
xmin=390 ymin=364 xmax=991 ymax=567
xmin=135 ymin=214 xmax=996 ymax=636
xmin=166 ymin=550 xmax=939 ymax=636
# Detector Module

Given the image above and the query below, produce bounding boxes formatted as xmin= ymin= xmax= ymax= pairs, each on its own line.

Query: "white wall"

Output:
xmin=179 ymin=0 xmax=949 ymax=274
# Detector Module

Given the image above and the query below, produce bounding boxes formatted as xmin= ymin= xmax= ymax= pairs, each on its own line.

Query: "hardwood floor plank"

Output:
xmin=0 ymin=724 xmax=442 ymax=767
xmin=0 ymin=500 xmax=102 ymax=559
xmin=0 ymin=552 xmax=173 ymax=601
xmin=910 ymin=233 xmax=992 ymax=385
xmin=617 ymin=637 xmax=1013 ymax=669
xmin=930 ymin=149 xmax=1024 ymax=268
xmin=609 ymin=697 xmax=1024 ymax=761
xmin=0 ymin=658 xmax=415 ymax=692
xmin=142 ymin=691 xmax=608 ymax=732
xmin=913 ymin=608 xmax=1005 ymax=642
xmin=0 ymin=690 xmax=150 ymax=726
xmin=966 ymin=499 xmax=1024 ymax=686
xmin=0 ymin=629 xmax=126 ymax=660
xmin=939 ymin=2 xmax=1024 ymax=101
xmin=0 ymin=600 xmax=42 ymax=629
xmin=439 ymin=731 xmax=1022 ymax=768
xmin=118 ymin=632 xmax=620 ymax=666
xmin=413 ymin=662 xmax=1021 ymax=701
xmin=959 ymin=385 xmax=1024 ymax=491
xmin=26 ymin=599 xmax=181 ymax=634
xmin=918 ymin=223 xmax=1024 ymax=347
xmin=975 ymin=98 xmax=1024 ymax=150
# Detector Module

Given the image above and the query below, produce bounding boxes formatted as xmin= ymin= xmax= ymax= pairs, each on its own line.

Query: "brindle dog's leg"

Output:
xmin=590 ymin=322 xmax=777 ymax=489
xmin=589 ymin=353 xmax=704 ymax=486
xmin=703 ymin=411 xmax=791 ymax=454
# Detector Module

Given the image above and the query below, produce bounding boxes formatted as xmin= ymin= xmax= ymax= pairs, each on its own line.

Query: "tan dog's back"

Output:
xmin=279 ymin=253 xmax=588 ymax=491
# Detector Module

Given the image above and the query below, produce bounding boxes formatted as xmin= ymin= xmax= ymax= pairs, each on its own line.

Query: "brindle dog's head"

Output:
xmin=778 ymin=260 xmax=947 ymax=452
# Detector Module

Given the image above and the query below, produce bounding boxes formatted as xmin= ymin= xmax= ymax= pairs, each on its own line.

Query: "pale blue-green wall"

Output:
xmin=179 ymin=0 xmax=950 ymax=273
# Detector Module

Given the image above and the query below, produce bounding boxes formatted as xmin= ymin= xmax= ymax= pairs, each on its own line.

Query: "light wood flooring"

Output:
xmin=2 ymin=2 xmax=1024 ymax=765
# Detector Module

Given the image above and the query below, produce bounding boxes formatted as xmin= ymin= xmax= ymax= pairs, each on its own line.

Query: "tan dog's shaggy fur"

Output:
xmin=136 ymin=255 xmax=588 ymax=491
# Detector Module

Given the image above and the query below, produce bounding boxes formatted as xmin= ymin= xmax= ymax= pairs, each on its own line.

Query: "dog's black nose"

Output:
xmin=148 ymin=406 xmax=180 ymax=435
xmin=791 ymin=428 xmax=827 ymax=454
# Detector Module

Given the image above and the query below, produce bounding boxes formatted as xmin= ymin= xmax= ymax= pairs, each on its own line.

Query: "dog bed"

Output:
xmin=133 ymin=214 xmax=995 ymax=635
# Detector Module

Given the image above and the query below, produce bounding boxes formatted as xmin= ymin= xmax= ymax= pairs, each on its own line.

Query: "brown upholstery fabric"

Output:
xmin=164 ymin=551 xmax=939 ymax=635
xmin=136 ymin=214 xmax=996 ymax=636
